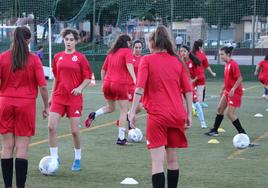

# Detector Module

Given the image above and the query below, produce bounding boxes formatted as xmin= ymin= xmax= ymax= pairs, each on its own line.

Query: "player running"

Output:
xmin=0 ymin=26 xmax=49 ymax=188
xmin=180 ymin=45 xmax=207 ymax=129
xmin=254 ymin=54 xmax=268 ymax=99
xmin=85 ymin=34 xmax=136 ymax=146
xmin=48 ymin=28 xmax=92 ymax=171
xmin=205 ymin=46 xmax=247 ymax=136
xmin=128 ymin=26 xmax=192 ymax=188
xmin=192 ymin=39 xmax=216 ymax=108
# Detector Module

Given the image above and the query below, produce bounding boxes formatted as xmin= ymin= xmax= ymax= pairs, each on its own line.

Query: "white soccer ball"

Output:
xmin=233 ymin=133 xmax=250 ymax=149
xmin=128 ymin=128 xmax=143 ymax=142
xmin=39 ymin=156 xmax=59 ymax=175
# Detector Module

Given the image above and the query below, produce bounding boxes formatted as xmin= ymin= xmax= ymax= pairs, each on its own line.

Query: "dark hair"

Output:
xmin=108 ymin=34 xmax=131 ymax=54
xmin=192 ymin=39 xmax=203 ymax=55
xmin=133 ymin=39 xmax=143 ymax=48
xmin=61 ymin=28 xmax=80 ymax=41
xmin=38 ymin=45 xmax=43 ymax=50
xmin=264 ymin=53 xmax=268 ymax=61
xmin=11 ymin=26 xmax=31 ymax=72
xmin=220 ymin=46 xmax=234 ymax=56
xmin=149 ymin=26 xmax=177 ymax=56
xmin=149 ymin=26 xmax=189 ymax=76
xmin=181 ymin=45 xmax=201 ymax=66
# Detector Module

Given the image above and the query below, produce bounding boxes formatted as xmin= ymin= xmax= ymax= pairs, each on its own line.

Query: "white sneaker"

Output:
xmin=201 ymin=121 xmax=207 ymax=129
xmin=262 ymin=94 xmax=267 ymax=98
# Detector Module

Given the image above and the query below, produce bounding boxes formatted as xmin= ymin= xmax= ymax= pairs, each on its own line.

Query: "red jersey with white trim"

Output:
xmin=224 ymin=59 xmax=243 ymax=95
xmin=102 ymin=48 xmax=133 ymax=84
xmin=132 ymin=55 xmax=142 ymax=77
xmin=186 ymin=59 xmax=198 ymax=80
xmin=258 ymin=60 xmax=268 ymax=83
xmin=194 ymin=50 xmax=209 ymax=82
xmin=137 ymin=52 xmax=192 ymax=128
xmin=0 ymin=50 xmax=46 ymax=99
xmin=52 ymin=51 xmax=92 ymax=105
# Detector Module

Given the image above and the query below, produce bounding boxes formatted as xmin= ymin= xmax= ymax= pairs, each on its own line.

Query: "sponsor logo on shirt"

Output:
xmin=72 ymin=55 xmax=78 ymax=62
xmin=59 ymin=57 xmax=63 ymax=60
xmin=229 ymin=101 xmax=234 ymax=105
xmin=132 ymin=58 xmax=136 ymax=62
xmin=146 ymin=140 xmax=150 ymax=145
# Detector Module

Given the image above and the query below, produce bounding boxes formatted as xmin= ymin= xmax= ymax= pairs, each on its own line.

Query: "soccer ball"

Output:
xmin=39 ymin=156 xmax=59 ymax=175
xmin=233 ymin=133 xmax=250 ymax=149
xmin=128 ymin=128 xmax=143 ymax=142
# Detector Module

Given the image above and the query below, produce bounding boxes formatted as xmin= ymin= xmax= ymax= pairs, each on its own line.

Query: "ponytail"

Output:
xmin=11 ymin=26 xmax=31 ymax=72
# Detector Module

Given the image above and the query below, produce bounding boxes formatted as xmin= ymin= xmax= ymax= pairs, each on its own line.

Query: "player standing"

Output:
xmin=192 ymin=39 xmax=216 ymax=108
xmin=180 ymin=45 xmax=207 ymax=128
xmin=205 ymin=46 xmax=247 ymax=136
xmin=0 ymin=26 xmax=49 ymax=188
xmin=128 ymin=26 xmax=192 ymax=188
xmin=85 ymin=34 xmax=136 ymax=146
xmin=48 ymin=28 xmax=92 ymax=171
xmin=254 ymin=54 xmax=268 ymax=99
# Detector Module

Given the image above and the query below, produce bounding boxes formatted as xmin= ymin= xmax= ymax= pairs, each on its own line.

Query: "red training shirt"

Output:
xmin=52 ymin=51 xmax=92 ymax=105
xmin=102 ymin=48 xmax=133 ymax=84
xmin=224 ymin=59 xmax=243 ymax=96
xmin=258 ymin=60 xmax=268 ymax=83
xmin=137 ymin=52 xmax=192 ymax=128
xmin=0 ymin=50 xmax=46 ymax=99
xmin=194 ymin=50 xmax=209 ymax=84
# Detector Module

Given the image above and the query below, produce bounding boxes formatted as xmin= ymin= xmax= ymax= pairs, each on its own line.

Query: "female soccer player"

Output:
xmin=180 ymin=45 xmax=207 ymax=128
xmin=205 ymin=46 xmax=247 ymax=136
xmin=128 ymin=26 xmax=192 ymax=188
xmin=48 ymin=28 xmax=92 ymax=171
xmin=129 ymin=39 xmax=143 ymax=111
xmin=192 ymin=39 xmax=216 ymax=108
xmin=0 ymin=26 xmax=49 ymax=188
xmin=85 ymin=34 xmax=136 ymax=146
xmin=254 ymin=54 xmax=268 ymax=99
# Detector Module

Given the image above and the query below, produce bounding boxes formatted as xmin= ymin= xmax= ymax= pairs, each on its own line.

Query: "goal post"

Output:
xmin=0 ymin=23 xmax=53 ymax=79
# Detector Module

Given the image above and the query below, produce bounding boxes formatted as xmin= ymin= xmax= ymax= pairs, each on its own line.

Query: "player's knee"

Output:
xmin=48 ymin=124 xmax=57 ymax=134
xmin=107 ymin=105 xmax=115 ymax=113
xmin=3 ymin=143 xmax=15 ymax=153
xmin=217 ymin=106 xmax=224 ymax=114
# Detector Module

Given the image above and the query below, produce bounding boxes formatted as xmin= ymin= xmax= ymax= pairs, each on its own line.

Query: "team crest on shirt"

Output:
xmin=189 ymin=63 xmax=192 ymax=68
xmin=132 ymin=58 xmax=136 ymax=62
xmin=59 ymin=57 xmax=63 ymax=60
xmin=72 ymin=55 xmax=78 ymax=62
xmin=229 ymin=101 xmax=234 ymax=105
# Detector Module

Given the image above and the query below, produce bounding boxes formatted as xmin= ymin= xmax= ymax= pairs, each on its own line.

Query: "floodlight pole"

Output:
xmin=93 ymin=0 xmax=96 ymax=44
xmin=170 ymin=0 xmax=174 ymax=35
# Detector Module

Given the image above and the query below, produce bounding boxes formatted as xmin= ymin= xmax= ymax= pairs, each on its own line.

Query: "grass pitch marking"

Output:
xmin=228 ymin=131 xmax=268 ymax=160
xmin=29 ymin=113 xmax=147 ymax=148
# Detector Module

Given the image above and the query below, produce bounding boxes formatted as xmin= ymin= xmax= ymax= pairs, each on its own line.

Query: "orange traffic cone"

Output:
xmin=89 ymin=73 xmax=96 ymax=86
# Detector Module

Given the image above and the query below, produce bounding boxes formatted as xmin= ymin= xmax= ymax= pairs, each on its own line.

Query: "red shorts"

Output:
xmin=195 ymin=77 xmax=206 ymax=86
xmin=103 ymin=81 xmax=128 ymax=100
xmin=258 ymin=75 xmax=268 ymax=86
xmin=0 ymin=97 xmax=36 ymax=136
xmin=146 ymin=115 xmax=188 ymax=149
xmin=50 ymin=102 xmax=82 ymax=118
xmin=224 ymin=92 xmax=242 ymax=108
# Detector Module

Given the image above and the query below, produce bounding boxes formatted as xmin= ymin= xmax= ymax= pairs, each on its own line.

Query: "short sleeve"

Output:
xmin=80 ymin=54 xmax=92 ymax=80
xmin=102 ymin=54 xmax=110 ymax=71
xmin=202 ymin=53 xmax=209 ymax=68
xmin=137 ymin=56 xmax=149 ymax=88
xmin=34 ymin=57 xmax=47 ymax=86
xmin=180 ymin=65 xmax=193 ymax=93
xmin=231 ymin=62 xmax=241 ymax=79
xmin=125 ymin=48 xmax=133 ymax=65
